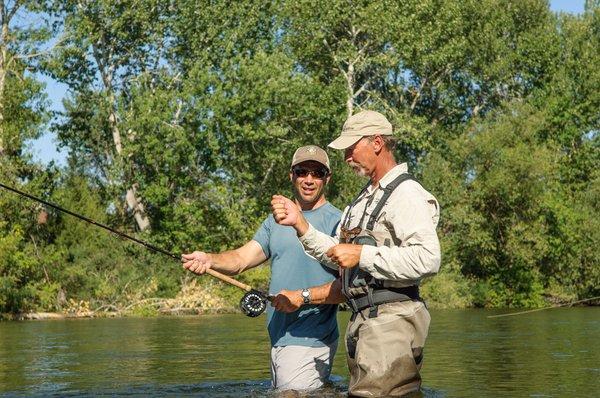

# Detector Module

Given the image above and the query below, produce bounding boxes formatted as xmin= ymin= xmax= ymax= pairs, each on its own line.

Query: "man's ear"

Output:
xmin=372 ymin=135 xmax=384 ymax=154
xmin=289 ymin=171 xmax=294 ymax=182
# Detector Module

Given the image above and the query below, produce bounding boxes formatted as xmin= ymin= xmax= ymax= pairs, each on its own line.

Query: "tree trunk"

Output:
xmin=0 ymin=6 xmax=9 ymax=156
xmin=346 ymin=61 xmax=354 ymax=118
xmin=97 ymin=45 xmax=151 ymax=231
xmin=106 ymin=92 xmax=151 ymax=231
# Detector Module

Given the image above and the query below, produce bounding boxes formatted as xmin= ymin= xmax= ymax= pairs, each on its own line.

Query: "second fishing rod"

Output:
xmin=0 ymin=181 xmax=271 ymax=317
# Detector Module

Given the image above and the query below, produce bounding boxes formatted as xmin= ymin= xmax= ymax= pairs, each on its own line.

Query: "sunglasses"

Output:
xmin=292 ymin=167 xmax=329 ymax=179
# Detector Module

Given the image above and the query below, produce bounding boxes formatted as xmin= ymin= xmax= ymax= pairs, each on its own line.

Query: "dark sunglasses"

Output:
xmin=292 ymin=167 xmax=329 ymax=179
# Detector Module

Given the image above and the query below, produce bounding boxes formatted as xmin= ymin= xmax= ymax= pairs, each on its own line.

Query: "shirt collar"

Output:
xmin=367 ymin=163 xmax=408 ymax=193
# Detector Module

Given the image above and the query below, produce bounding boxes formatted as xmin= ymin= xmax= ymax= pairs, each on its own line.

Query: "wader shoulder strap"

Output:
xmin=365 ymin=173 xmax=415 ymax=231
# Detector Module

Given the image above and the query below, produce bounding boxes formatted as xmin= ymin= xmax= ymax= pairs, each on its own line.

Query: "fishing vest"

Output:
xmin=340 ymin=173 xmax=421 ymax=314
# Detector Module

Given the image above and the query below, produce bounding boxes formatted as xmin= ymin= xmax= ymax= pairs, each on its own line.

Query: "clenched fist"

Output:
xmin=326 ymin=244 xmax=362 ymax=268
xmin=271 ymin=289 xmax=304 ymax=313
xmin=271 ymin=195 xmax=299 ymax=226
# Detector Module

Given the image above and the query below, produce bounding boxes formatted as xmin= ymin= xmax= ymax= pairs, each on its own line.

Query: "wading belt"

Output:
xmin=348 ymin=285 xmax=420 ymax=314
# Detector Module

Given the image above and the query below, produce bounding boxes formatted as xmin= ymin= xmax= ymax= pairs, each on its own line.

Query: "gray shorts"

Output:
xmin=270 ymin=341 xmax=338 ymax=391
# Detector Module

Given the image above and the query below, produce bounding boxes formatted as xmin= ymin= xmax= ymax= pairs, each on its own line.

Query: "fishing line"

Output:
xmin=487 ymin=296 xmax=600 ymax=318
xmin=0 ymin=181 xmax=271 ymax=317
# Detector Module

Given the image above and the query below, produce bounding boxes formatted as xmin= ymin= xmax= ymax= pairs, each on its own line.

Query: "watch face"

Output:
xmin=301 ymin=289 xmax=310 ymax=303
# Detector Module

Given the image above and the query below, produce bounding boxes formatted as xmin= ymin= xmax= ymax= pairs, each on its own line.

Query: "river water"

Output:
xmin=0 ymin=308 xmax=598 ymax=397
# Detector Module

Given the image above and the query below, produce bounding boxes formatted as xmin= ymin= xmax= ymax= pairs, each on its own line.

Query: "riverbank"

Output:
xmin=4 ymin=296 xmax=598 ymax=322
xmin=1 ymin=303 xmax=236 ymax=321
xmin=2 ymin=271 xmax=597 ymax=322
xmin=1 ymin=307 xmax=228 ymax=321
xmin=0 ymin=278 xmax=239 ymax=321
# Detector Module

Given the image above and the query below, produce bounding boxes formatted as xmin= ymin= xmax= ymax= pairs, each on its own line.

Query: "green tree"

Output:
xmin=0 ymin=0 xmax=55 ymax=313
xmin=528 ymin=9 xmax=600 ymax=299
xmin=47 ymin=0 xmax=174 ymax=232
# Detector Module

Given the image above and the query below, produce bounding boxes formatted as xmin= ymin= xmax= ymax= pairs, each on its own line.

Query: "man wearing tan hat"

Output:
xmin=183 ymin=145 xmax=342 ymax=391
xmin=271 ymin=110 xmax=441 ymax=397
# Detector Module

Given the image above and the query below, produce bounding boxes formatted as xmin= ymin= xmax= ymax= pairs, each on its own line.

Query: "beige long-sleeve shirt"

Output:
xmin=299 ymin=163 xmax=441 ymax=286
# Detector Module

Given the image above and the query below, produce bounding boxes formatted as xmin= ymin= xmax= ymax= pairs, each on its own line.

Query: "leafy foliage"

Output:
xmin=1 ymin=0 xmax=598 ymax=313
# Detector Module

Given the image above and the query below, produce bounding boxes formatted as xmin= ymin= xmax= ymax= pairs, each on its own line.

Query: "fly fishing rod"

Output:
xmin=0 ymin=181 xmax=271 ymax=317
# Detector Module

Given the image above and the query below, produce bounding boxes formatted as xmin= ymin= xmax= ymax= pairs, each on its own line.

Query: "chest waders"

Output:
xmin=340 ymin=173 xmax=422 ymax=320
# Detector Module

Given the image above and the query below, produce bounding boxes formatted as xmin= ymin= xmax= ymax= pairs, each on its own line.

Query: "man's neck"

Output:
xmin=370 ymin=154 xmax=397 ymax=187
xmin=295 ymin=195 xmax=327 ymax=211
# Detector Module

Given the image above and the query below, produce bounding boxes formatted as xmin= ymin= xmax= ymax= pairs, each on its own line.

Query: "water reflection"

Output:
xmin=422 ymin=308 xmax=600 ymax=397
xmin=0 ymin=309 xmax=598 ymax=397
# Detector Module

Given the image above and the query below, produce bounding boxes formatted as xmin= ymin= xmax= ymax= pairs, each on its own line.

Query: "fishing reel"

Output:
xmin=240 ymin=290 xmax=270 ymax=317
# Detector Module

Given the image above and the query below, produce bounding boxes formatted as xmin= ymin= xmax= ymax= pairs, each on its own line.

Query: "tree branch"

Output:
xmin=410 ymin=77 xmax=427 ymax=111
xmin=260 ymin=159 xmax=275 ymax=189
xmin=18 ymin=34 xmax=69 ymax=60
xmin=7 ymin=0 xmax=23 ymax=23
xmin=353 ymin=80 xmax=369 ymax=99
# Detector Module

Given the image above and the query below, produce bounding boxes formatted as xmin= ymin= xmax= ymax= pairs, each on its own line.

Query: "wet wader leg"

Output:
xmin=346 ymin=301 xmax=431 ymax=397
xmin=345 ymin=310 xmax=362 ymax=394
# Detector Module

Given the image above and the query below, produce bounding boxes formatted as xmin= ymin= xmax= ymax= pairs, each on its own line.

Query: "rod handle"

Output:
xmin=205 ymin=269 xmax=252 ymax=292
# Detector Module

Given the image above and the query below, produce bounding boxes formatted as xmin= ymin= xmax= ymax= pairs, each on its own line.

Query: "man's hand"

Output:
xmin=271 ymin=195 xmax=310 ymax=235
xmin=181 ymin=251 xmax=212 ymax=275
xmin=326 ymin=244 xmax=362 ymax=269
xmin=271 ymin=195 xmax=300 ymax=226
xmin=271 ymin=289 xmax=304 ymax=313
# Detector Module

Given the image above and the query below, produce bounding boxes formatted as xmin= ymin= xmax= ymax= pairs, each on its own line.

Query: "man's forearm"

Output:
xmin=308 ymin=278 xmax=346 ymax=305
xmin=271 ymin=278 xmax=346 ymax=313
xmin=298 ymin=223 xmax=339 ymax=269
xmin=208 ymin=251 xmax=246 ymax=275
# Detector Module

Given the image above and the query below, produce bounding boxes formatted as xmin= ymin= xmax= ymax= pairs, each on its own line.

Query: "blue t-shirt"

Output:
xmin=253 ymin=202 xmax=341 ymax=347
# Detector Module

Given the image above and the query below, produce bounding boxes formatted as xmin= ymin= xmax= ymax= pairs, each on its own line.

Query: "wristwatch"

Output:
xmin=301 ymin=288 xmax=311 ymax=304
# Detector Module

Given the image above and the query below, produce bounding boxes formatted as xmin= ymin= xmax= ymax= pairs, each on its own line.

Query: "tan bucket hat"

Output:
xmin=291 ymin=145 xmax=330 ymax=171
xmin=328 ymin=110 xmax=393 ymax=150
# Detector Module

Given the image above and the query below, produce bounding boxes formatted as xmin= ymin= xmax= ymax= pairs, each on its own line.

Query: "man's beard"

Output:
xmin=347 ymin=161 xmax=368 ymax=177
